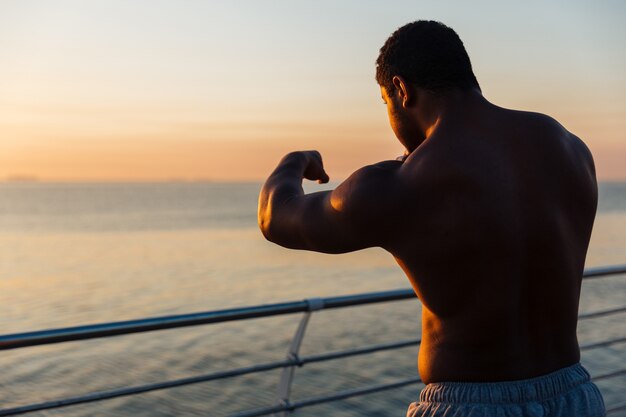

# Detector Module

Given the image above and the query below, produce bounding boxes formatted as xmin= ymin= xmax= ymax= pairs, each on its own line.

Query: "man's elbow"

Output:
xmin=258 ymin=209 xmax=273 ymax=242
xmin=258 ymin=209 xmax=285 ymax=245
xmin=257 ymin=191 xmax=275 ymax=242
xmin=258 ymin=218 xmax=274 ymax=242
xmin=258 ymin=211 xmax=305 ymax=250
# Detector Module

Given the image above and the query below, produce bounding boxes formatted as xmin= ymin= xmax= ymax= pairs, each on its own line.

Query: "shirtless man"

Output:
xmin=258 ymin=21 xmax=605 ymax=416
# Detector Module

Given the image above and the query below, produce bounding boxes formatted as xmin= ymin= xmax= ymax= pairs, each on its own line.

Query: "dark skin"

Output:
xmin=258 ymin=76 xmax=598 ymax=384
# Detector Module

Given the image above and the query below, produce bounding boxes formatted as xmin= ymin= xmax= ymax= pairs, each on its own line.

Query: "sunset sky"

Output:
xmin=1 ymin=0 xmax=625 ymax=181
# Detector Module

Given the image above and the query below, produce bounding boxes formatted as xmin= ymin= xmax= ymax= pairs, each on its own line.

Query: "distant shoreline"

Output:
xmin=4 ymin=175 xmax=40 ymax=183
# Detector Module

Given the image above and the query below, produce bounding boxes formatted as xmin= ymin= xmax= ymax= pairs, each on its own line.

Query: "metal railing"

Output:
xmin=1 ymin=264 xmax=625 ymax=416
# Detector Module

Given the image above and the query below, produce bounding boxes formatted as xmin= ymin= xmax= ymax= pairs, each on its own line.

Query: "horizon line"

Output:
xmin=2 ymin=177 xmax=626 ymax=185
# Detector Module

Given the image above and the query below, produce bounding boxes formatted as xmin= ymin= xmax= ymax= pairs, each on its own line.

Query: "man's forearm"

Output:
xmin=265 ymin=152 xmax=307 ymax=198
xmin=258 ymin=153 xmax=307 ymax=239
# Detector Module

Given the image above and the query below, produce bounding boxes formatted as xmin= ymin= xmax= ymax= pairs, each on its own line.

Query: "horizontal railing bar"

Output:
xmin=580 ymin=336 xmax=626 ymax=350
xmin=581 ymin=264 xmax=626 ymax=279
xmin=227 ymin=403 xmax=283 ymax=417
xmin=1 ymin=264 xmax=624 ymax=351
xmin=0 ymin=290 xmax=414 ymax=351
xmin=302 ymin=338 xmax=420 ymax=365
xmin=0 ymin=358 xmax=292 ymax=416
xmin=593 ymin=369 xmax=626 ymax=381
xmin=228 ymin=377 xmax=423 ymax=417
xmin=578 ymin=305 xmax=626 ymax=320
xmin=0 ymin=301 xmax=311 ymax=351
xmin=607 ymin=402 xmax=626 ymax=415
xmin=291 ymin=376 xmax=422 ymax=410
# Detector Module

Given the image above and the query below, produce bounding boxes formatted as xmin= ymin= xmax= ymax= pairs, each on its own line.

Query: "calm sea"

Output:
xmin=1 ymin=182 xmax=625 ymax=416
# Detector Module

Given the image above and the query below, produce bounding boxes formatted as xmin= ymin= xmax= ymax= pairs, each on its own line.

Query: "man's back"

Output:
xmin=391 ymin=103 xmax=598 ymax=384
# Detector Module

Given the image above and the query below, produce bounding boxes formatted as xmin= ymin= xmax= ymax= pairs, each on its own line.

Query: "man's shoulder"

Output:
xmin=503 ymin=108 xmax=565 ymax=134
xmin=526 ymin=112 xmax=592 ymax=159
xmin=506 ymin=109 xmax=596 ymax=187
xmin=504 ymin=109 xmax=591 ymax=154
xmin=331 ymin=160 xmax=404 ymax=209
xmin=367 ymin=159 xmax=405 ymax=171
xmin=344 ymin=160 xmax=404 ymax=185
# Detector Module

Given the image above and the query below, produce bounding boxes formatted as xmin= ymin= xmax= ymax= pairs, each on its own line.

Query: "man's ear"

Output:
xmin=392 ymin=76 xmax=412 ymax=109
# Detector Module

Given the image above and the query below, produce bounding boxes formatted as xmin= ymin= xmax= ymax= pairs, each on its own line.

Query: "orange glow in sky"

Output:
xmin=1 ymin=1 xmax=625 ymax=181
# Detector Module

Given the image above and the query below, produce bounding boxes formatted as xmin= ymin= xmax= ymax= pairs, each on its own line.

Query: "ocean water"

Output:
xmin=0 ymin=182 xmax=625 ymax=416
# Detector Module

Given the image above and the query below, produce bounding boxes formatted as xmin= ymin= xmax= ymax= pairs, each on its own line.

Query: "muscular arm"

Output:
xmin=258 ymin=151 xmax=404 ymax=254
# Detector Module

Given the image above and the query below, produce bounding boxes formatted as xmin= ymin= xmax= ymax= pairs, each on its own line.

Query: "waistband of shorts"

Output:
xmin=420 ymin=363 xmax=591 ymax=404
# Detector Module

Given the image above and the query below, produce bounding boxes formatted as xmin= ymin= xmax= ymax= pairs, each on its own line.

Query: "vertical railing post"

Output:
xmin=274 ymin=298 xmax=325 ymax=416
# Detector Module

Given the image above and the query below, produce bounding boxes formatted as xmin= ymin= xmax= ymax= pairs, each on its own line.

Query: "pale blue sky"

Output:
xmin=1 ymin=1 xmax=624 ymax=180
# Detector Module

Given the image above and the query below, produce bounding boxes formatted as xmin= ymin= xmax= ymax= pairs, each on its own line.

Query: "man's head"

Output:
xmin=376 ymin=20 xmax=480 ymax=95
xmin=376 ymin=21 xmax=481 ymax=152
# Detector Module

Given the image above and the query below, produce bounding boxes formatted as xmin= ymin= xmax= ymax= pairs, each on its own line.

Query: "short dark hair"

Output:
xmin=376 ymin=21 xmax=480 ymax=93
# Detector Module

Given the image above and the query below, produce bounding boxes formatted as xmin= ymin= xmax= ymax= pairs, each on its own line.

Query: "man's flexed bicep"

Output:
xmin=258 ymin=151 xmax=404 ymax=254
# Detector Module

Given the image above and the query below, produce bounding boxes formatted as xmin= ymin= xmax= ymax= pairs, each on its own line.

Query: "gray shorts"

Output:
xmin=406 ymin=363 xmax=605 ymax=417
